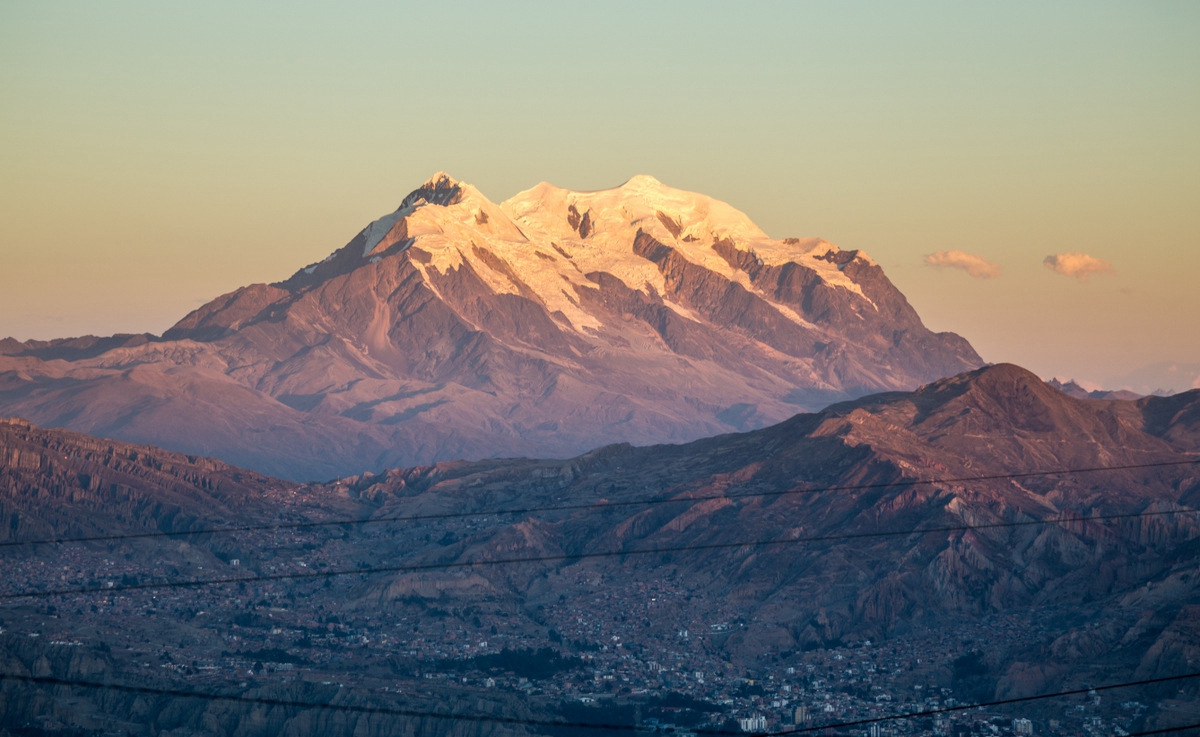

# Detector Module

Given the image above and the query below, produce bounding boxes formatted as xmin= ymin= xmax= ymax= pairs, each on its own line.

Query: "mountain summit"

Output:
xmin=0 ymin=174 xmax=981 ymax=480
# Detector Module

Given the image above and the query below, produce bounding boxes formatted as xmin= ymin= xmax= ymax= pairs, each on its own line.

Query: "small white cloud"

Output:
xmin=923 ymin=250 xmax=1001 ymax=279
xmin=1043 ymin=252 xmax=1114 ymax=282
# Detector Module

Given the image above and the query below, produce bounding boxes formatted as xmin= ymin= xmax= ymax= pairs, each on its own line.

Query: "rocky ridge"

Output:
xmin=2 ymin=366 xmax=1199 ymax=734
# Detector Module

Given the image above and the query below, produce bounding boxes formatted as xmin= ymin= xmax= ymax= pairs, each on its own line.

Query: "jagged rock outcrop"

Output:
xmin=0 ymin=416 xmax=290 ymax=547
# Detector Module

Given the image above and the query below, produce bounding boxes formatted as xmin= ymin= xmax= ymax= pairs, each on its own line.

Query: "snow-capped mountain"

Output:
xmin=0 ymin=174 xmax=981 ymax=480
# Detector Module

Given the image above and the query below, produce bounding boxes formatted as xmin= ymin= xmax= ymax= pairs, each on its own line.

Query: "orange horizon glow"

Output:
xmin=1 ymin=3 xmax=1197 ymax=390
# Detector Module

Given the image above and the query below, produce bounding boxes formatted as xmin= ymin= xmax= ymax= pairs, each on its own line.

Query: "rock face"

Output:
xmin=0 ymin=416 xmax=290 ymax=546
xmin=335 ymin=363 xmax=1200 ymax=650
xmin=0 ymin=174 xmax=981 ymax=480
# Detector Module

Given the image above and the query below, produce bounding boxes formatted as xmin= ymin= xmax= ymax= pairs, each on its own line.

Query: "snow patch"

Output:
xmin=361 ymin=209 xmax=409 ymax=258
xmin=500 ymin=176 xmax=874 ymax=319
xmin=661 ymin=300 xmax=704 ymax=324
xmin=346 ymin=173 xmax=879 ymax=334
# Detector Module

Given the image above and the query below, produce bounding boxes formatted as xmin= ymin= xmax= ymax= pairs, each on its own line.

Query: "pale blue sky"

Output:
xmin=2 ymin=1 xmax=1198 ymax=387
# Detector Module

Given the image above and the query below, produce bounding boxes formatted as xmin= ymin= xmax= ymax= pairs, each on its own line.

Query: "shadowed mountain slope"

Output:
xmin=357 ymin=364 xmax=1200 ymax=636
xmin=3 ymin=365 xmax=1200 ymax=733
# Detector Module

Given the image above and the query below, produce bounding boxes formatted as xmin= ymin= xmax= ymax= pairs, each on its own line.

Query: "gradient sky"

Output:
xmin=2 ymin=2 xmax=1197 ymax=390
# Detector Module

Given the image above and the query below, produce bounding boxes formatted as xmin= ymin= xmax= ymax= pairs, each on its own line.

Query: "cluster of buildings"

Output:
xmin=0 ymin=508 xmax=1163 ymax=736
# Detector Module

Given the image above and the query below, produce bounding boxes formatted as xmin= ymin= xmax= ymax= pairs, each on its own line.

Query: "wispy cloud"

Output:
xmin=1043 ymin=252 xmax=1114 ymax=282
xmin=923 ymin=250 xmax=1001 ymax=279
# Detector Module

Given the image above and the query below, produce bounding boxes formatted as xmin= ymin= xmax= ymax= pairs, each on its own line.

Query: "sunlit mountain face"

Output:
xmin=0 ymin=174 xmax=980 ymax=481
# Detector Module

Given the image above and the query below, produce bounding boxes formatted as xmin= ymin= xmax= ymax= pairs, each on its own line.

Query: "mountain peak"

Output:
xmin=114 ymin=170 xmax=986 ymax=478
xmin=423 ymin=171 xmax=459 ymax=188
xmin=926 ymin=363 xmax=1052 ymax=399
xmin=893 ymin=362 xmax=1090 ymax=438
xmin=400 ymin=171 xmax=468 ymax=210
xmin=620 ymin=174 xmax=665 ymax=188
xmin=286 ymin=171 xmax=941 ymax=338
xmin=501 ymin=174 xmax=770 ymax=251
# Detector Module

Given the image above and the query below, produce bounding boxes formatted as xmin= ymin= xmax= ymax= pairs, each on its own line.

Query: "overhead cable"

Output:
xmin=2 ymin=670 xmax=1198 ymax=736
xmin=2 ymin=458 xmax=1196 ymax=549
xmin=2 ymin=507 xmax=1196 ymax=601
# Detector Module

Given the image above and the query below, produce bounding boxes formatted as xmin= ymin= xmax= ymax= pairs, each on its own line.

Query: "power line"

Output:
xmin=1129 ymin=724 xmax=1200 ymax=736
xmin=0 ymin=672 xmax=627 ymax=734
xmin=2 ymin=458 xmax=1197 ymax=549
xmin=2 ymin=670 xmax=1198 ymax=735
xmin=771 ymin=670 xmax=1200 ymax=735
xmin=2 ymin=506 xmax=1196 ymax=601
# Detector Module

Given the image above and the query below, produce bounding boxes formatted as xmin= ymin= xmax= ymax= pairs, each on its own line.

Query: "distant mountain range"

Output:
xmin=0 ymin=174 xmax=980 ymax=480
xmin=3 ymin=364 xmax=1198 ymax=734
xmin=1106 ymin=362 xmax=1200 ymax=396
xmin=1045 ymin=378 xmax=1143 ymax=401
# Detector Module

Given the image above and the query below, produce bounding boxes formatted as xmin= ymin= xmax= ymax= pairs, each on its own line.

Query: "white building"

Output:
xmin=738 ymin=715 xmax=767 ymax=732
